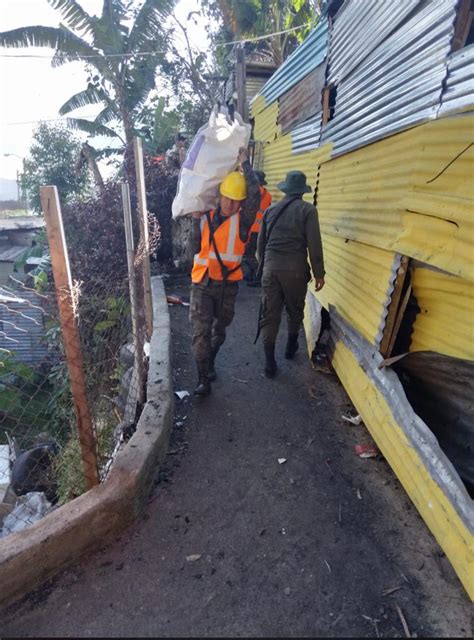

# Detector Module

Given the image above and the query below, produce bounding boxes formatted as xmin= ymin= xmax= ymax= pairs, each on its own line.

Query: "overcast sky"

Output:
xmin=0 ymin=0 xmax=209 ymax=181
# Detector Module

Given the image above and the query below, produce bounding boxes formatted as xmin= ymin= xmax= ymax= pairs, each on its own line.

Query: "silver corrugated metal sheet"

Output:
xmin=255 ymin=17 xmax=329 ymax=106
xmin=246 ymin=76 xmax=268 ymax=102
xmin=291 ymin=114 xmax=322 ymax=154
xmin=0 ymin=289 xmax=48 ymax=365
xmin=321 ymin=0 xmax=457 ymax=156
xmin=439 ymin=44 xmax=474 ymax=116
xmin=278 ymin=62 xmax=326 ymax=134
xmin=327 ymin=0 xmax=421 ymax=84
xmin=0 ymin=245 xmax=29 ymax=262
xmin=0 ymin=217 xmax=44 ymax=231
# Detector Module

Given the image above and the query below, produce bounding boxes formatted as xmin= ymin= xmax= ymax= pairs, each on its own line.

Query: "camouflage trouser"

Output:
xmin=241 ymin=232 xmax=258 ymax=281
xmin=190 ymin=280 xmax=239 ymax=363
xmin=260 ymin=268 xmax=308 ymax=346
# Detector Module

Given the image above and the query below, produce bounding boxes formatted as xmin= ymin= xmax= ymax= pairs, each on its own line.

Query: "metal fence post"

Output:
xmin=121 ymin=182 xmax=145 ymax=407
xmin=133 ymin=137 xmax=153 ymax=339
xmin=40 ymin=186 xmax=99 ymax=490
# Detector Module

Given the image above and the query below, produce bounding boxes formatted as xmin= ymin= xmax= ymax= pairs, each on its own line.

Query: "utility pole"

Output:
xmin=235 ymin=44 xmax=247 ymax=122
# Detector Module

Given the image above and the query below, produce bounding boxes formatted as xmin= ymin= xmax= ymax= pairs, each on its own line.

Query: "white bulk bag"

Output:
xmin=172 ymin=108 xmax=251 ymax=219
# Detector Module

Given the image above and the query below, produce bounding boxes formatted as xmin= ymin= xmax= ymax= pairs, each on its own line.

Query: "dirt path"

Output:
xmin=1 ymin=275 xmax=471 ymax=638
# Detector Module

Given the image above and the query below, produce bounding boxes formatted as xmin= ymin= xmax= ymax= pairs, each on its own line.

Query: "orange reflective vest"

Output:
xmin=192 ymin=209 xmax=246 ymax=284
xmin=250 ymin=186 xmax=272 ymax=235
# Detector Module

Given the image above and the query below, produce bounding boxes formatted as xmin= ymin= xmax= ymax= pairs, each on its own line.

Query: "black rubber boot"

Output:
xmin=194 ymin=360 xmax=211 ymax=396
xmin=285 ymin=333 xmax=299 ymax=359
xmin=264 ymin=343 xmax=277 ymax=378
xmin=208 ymin=347 xmax=219 ymax=382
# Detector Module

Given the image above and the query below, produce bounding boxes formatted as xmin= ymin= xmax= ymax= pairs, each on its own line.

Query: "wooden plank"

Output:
xmin=235 ymin=44 xmax=247 ymax=121
xmin=133 ymin=137 xmax=153 ymax=339
xmin=40 ymin=186 xmax=99 ymax=489
xmin=322 ymin=86 xmax=331 ymax=126
xmin=380 ymin=256 xmax=410 ymax=358
xmin=121 ymin=182 xmax=145 ymax=406
xmin=387 ymin=283 xmax=413 ymax=358
xmin=452 ymin=0 xmax=472 ymax=51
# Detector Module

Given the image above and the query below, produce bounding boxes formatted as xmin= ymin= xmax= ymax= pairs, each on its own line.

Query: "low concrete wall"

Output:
xmin=0 ymin=277 xmax=174 ymax=608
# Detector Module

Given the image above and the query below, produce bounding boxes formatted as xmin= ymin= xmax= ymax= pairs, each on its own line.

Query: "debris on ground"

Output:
xmin=354 ymin=444 xmax=379 ymax=459
xmin=174 ymin=390 xmax=190 ymax=400
xmin=278 ymin=458 xmax=287 ymax=465
xmin=357 ymin=488 xmax=363 ymax=499
xmin=0 ymin=492 xmax=53 ymax=537
xmin=396 ymin=604 xmax=412 ymax=638
xmin=382 ymin=585 xmax=404 ymax=597
xmin=342 ymin=413 xmax=363 ymax=425
xmin=231 ymin=376 xmax=248 ymax=384
xmin=167 ymin=294 xmax=190 ymax=306
xmin=186 ymin=554 xmax=202 ymax=562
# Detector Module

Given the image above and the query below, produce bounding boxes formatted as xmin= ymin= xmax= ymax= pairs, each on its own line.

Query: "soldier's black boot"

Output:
xmin=285 ymin=333 xmax=299 ymax=359
xmin=194 ymin=360 xmax=211 ymax=396
xmin=264 ymin=343 xmax=277 ymax=378
xmin=208 ymin=346 xmax=219 ymax=382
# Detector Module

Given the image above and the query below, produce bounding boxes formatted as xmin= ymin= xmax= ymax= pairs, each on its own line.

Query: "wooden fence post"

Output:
xmin=40 ymin=186 xmax=99 ymax=490
xmin=133 ymin=137 xmax=153 ymax=339
xmin=121 ymin=182 xmax=145 ymax=407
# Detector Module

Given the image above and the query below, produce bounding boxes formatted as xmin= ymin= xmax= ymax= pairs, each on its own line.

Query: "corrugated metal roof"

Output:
xmin=291 ymin=114 xmax=322 ymax=154
xmin=0 ymin=216 xmax=44 ymax=231
xmin=0 ymin=289 xmax=48 ymax=365
xmin=321 ymin=0 xmax=457 ymax=156
xmin=253 ymin=101 xmax=279 ymax=143
xmin=316 ymin=236 xmax=400 ymax=346
xmin=327 ymin=0 xmax=420 ymax=85
xmin=439 ymin=44 xmax=474 ymax=117
xmin=0 ymin=245 xmax=29 ymax=262
xmin=254 ymin=17 xmax=329 ymax=106
xmin=278 ymin=63 xmax=326 ymax=134
xmin=410 ymin=267 xmax=474 ymax=361
xmin=317 ymin=114 xmax=474 ymax=280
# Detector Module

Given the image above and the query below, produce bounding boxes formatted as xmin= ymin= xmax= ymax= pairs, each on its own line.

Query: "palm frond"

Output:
xmin=51 ymin=25 xmax=117 ymax=83
xmin=0 ymin=25 xmax=65 ymax=49
xmin=59 ymin=87 xmax=107 ymax=115
xmin=47 ymin=0 xmax=94 ymax=36
xmin=127 ymin=0 xmax=176 ymax=53
xmin=67 ymin=117 xmax=119 ymax=139
xmin=95 ymin=105 xmax=119 ymax=125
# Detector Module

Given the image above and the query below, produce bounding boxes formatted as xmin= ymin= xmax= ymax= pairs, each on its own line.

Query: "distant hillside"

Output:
xmin=0 ymin=177 xmax=18 ymax=201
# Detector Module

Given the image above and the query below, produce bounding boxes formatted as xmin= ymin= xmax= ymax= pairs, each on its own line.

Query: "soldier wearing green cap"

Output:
xmin=256 ymin=170 xmax=325 ymax=378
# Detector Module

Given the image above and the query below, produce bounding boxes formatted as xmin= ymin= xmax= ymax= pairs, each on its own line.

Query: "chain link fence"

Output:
xmin=0 ymin=142 xmax=156 ymax=537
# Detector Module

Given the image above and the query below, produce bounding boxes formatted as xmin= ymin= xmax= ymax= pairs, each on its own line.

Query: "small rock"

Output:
xmin=284 ymin=587 xmax=291 ymax=596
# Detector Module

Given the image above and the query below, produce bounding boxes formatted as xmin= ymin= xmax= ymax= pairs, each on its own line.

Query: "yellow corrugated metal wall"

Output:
xmin=317 ymin=115 xmax=474 ymax=280
xmin=410 ymin=267 xmax=474 ymax=360
xmin=251 ymin=45 xmax=474 ymax=602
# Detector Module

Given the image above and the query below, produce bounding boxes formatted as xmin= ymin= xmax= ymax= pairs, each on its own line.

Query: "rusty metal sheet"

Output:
xmin=327 ymin=0 xmax=420 ymax=84
xmin=321 ymin=0 xmax=457 ymax=156
xmin=278 ymin=63 xmax=326 ymax=134
xmin=394 ymin=352 xmax=474 ymax=497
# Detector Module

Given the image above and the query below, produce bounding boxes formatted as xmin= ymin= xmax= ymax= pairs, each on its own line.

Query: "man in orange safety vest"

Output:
xmin=242 ymin=171 xmax=272 ymax=287
xmin=190 ymin=147 xmax=260 ymax=396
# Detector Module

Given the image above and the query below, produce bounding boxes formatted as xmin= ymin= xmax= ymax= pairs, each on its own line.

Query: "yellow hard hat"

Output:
xmin=219 ymin=171 xmax=247 ymax=201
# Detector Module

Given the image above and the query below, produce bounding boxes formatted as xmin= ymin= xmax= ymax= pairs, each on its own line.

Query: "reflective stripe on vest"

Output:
xmin=191 ymin=210 xmax=245 ymax=283
xmin=250 ymin=187 xmax=272 ymax=235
